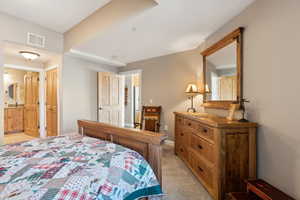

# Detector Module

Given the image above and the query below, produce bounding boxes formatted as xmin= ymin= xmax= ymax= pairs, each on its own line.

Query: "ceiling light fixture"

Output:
xmin=19 ymin=51 xmax=40 ymax=61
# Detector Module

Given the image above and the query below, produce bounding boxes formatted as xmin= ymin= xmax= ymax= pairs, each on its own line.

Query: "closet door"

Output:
xmin=24 ymin=72 xmax=39 ymax=137
xmin=98 ymin=72 xmax=124 ymax=127
xmin=46 ymin=68 xmax=58 ymax=136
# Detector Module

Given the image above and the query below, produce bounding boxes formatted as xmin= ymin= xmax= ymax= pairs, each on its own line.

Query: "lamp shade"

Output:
xmin=185 ymin=83 xmax=198 ymax=93
xmin=205 ymin=84 xmax=211 ymax=93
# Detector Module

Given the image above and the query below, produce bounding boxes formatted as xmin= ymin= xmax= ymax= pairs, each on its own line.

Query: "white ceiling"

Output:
xmin=74 ymin=0 xmax=255 ymax=65
xmin=0 ymin=0 xmax=255 ymax=66
xmin=0 ymin=0 xmax=111 ymax=33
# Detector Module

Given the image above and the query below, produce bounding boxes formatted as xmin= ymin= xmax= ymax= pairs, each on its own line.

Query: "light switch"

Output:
xmin=164 ymin=125 xmax=168 ymax=131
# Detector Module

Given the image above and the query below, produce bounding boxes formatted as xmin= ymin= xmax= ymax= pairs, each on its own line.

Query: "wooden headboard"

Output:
xmin=78 ymin=120 xmax=167 ymax=184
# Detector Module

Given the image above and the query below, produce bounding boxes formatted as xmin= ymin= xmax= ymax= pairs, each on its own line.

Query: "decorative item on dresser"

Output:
xmin=174 ymin=112 xmax=258 ymax=200
xmin=185 ymin=83 xmax=200 ymax=113
xmin=185 ymin=83 xmax=210 ymax=113
xmin=238 ymin=98 xmax=250 ymax=122
xmin=227 ymin=103 xmax=239 ymax=121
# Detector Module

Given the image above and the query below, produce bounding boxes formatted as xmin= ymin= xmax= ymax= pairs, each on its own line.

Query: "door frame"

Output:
xmin=119 ymin=70 xmax=142 ymax=128
xmin=3 ymin=64 xmax=47 ymax=138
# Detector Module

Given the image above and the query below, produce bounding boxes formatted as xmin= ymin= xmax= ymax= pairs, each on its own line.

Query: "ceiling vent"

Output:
xmin=27 ymin=32 xmax=46 ymax=48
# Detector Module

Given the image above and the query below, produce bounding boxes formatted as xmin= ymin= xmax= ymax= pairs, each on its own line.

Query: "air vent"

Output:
xmin=27 ymin=32 xmax=45 ymax=48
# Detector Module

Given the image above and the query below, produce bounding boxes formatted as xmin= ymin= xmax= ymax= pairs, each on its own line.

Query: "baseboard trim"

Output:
xmin=125 ymin=123 xmax=134 ymax=128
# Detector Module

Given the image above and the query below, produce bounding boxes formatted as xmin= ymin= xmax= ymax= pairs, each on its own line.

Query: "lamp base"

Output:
xmin=238 ymin=118 xmax=249 ymax=122
xmin=187 ymin=107 xmax=196 ymax=113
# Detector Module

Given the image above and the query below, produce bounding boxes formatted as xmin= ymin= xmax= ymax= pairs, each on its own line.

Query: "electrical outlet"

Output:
xmin=164 ymin=125 xmax=168 ymax=131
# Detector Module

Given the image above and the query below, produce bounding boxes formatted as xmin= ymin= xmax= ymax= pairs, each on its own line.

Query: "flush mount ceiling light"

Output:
xmin=19 ymin=51 xmax=40 ymax=61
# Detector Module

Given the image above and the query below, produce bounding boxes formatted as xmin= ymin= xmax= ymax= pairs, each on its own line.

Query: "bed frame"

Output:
xmin=78 ymin=120 xmax=167 ymax=184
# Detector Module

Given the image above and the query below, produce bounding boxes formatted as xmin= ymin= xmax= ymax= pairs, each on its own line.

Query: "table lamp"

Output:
xmin=185 ymin=83 xmax=199 ymax=113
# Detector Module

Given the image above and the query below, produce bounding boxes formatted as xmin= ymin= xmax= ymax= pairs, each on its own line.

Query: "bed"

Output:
xmin=0 ymin=120 xmax=166 ymax=200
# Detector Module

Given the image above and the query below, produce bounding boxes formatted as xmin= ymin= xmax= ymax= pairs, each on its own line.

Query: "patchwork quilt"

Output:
xmin=0 ymin=134 xmax=163 ymax=200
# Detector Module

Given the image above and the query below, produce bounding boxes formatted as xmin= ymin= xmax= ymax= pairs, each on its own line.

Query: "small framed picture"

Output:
xmin=227 ymin=104 xmax=239 ymax=121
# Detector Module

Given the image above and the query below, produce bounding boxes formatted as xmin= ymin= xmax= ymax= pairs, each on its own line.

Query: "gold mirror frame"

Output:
xmin=201 ymin=27 xmax=244 ymax=110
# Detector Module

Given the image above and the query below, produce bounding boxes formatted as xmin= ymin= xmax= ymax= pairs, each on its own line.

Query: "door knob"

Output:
xmin=98 ymin=107 xmax=103 ymax=110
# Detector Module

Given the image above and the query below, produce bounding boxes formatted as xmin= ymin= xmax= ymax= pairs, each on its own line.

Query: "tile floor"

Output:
xmin=4 ymin=133 xmax=37 ymax=145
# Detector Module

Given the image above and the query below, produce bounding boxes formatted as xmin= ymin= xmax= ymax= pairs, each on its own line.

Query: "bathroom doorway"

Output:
xmin=1 ymin=41 xmax=61 ymax=145
xmin=3 ymin=68 xmax=40 ymax=144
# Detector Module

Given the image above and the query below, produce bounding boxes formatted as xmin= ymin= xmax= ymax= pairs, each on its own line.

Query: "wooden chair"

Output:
xmin=227 ymin=179 xmax=295 ymax=200
xmin=140 ymin=106 xmax=162 ymax=132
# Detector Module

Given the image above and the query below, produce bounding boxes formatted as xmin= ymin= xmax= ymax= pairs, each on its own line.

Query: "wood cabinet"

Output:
xmin=174 ymin=112 xmax=258 ymax=200
xmin=4 ymin=107 xmax=24 ymax=133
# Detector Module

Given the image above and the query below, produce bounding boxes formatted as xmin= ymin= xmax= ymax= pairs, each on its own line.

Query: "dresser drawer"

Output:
xmin=190 ymin=151 xmax=213 ymax=188
xmin=191 ymin=133 xmax=215 ymax=164
xmin=176 ymin=128 xmax=189 ymax=144
xmin=176 ymin=116 xmax=184 ymax=125
xmin=184 ymin=118 xmax=198 ymax=129
xmin=194 ymin=124 xmax=214 ymax=142
xmin=177 ymin=144 xmax=189 ymax=162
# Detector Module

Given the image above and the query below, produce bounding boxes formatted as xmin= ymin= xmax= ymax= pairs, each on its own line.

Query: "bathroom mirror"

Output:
xmin=201 ymin=27 xmax=243 ymax=109
xmin=8 ymin=83 xmax=18 ymax=101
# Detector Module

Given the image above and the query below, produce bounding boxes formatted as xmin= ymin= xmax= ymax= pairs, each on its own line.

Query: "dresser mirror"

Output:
xmin=201 ymin=27 xmax=243 ymax=109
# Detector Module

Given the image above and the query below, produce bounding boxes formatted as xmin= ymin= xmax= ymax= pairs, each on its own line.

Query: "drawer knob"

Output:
xmin=198 ymin=145 xmax=203 ymax=150
xmin=198 ymin=166 xmax=204 ymax=172
xmin=180 ymin=133 xmax=184 ymax=136
xmin=188 ymin=123 xmax=192 ymax=126
xmin=180 ymin=148 xmax=184 ymax=152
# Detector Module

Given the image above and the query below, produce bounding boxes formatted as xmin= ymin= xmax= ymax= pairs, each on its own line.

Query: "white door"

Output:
xmin=98 ymin=72 xmax=124 ymax=127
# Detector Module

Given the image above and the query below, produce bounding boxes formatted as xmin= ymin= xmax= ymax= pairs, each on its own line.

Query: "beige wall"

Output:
xmin=119 ymin=49 xmax=204 ymax=139
xmin=202 ymin=0 xmax=300 ymax=198
xmin=62 ymin=55 xmax=117 ymax=133
xmin=121 ymin=0 xmax=300 ymax=198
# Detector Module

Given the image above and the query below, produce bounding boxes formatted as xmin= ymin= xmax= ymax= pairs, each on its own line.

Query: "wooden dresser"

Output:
xmin=4 ymin=107 xmax=24 ymax=134
xmin=174 ymin=112 xmax=258 ymax=200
